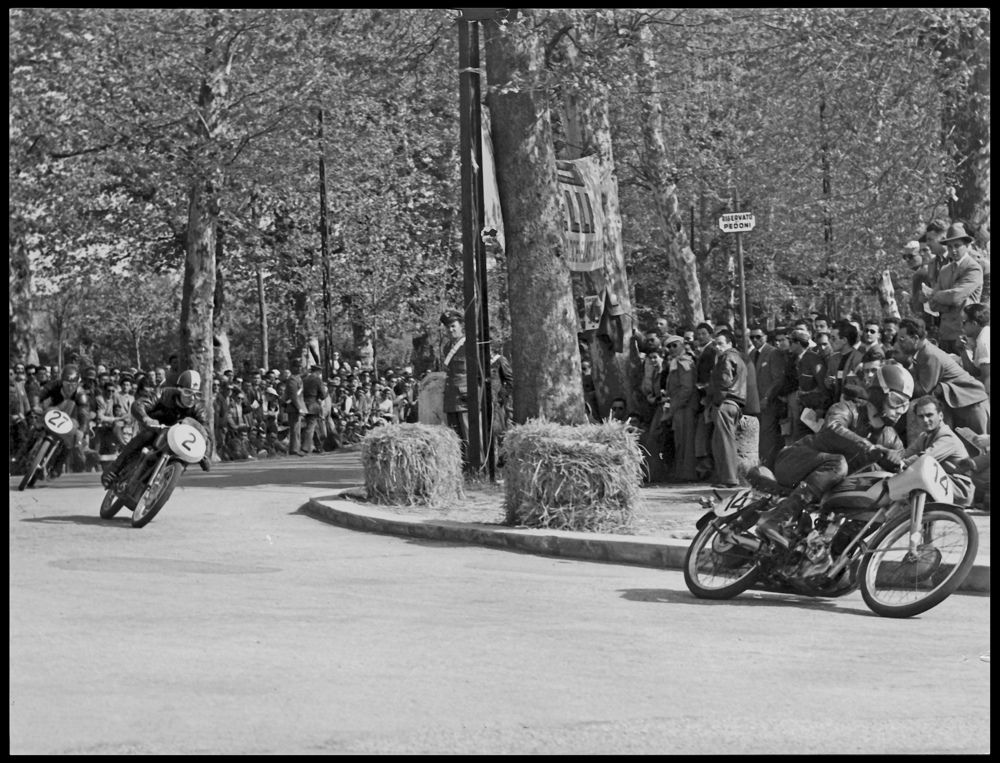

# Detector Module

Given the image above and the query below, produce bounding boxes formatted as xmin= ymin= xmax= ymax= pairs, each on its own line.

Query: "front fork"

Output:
xmin=906 ymin=491 xmax=927 ymax=555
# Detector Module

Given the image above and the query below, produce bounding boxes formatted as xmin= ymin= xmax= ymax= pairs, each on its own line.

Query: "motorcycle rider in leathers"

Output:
xmin=755 ymin=363 xmax=913 ymax=547
xmin=100 ymin=369 xmax=212 ymax=488
xmin=32 ymin=363 xmax=91 ymax=473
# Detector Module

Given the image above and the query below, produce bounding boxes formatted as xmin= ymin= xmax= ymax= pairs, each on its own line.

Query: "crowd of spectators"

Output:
xmin=587 ymin=220 xmax=990 ymax=509
xmin=9 ymin=348 xmax=422 ymax=474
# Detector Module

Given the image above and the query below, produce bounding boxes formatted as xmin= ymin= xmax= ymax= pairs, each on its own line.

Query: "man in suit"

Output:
xmin=748 ymin=327 xmax=786 ymax=469
xmin=707 ymin=328 xmax=747 ymax=487
xmin=923 ymin=222 xmax=984 ymax=355
xmin=895 ymin=317 xmax=989 ymax=436
xmin=440 ymin=309 xmax=470 ymax=468
xmin=300 ymin=363 xmax=328 ymax=455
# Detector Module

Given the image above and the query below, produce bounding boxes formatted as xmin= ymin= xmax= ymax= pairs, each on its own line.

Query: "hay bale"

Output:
xmin=361 ymin=423 xmax=464 ymax=508
xmin=500 ymin=418 xmax=645 ymax=533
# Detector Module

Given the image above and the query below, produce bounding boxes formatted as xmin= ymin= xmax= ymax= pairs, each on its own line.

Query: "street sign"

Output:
xmin=718 ymin=212 xmax=756 ymax=233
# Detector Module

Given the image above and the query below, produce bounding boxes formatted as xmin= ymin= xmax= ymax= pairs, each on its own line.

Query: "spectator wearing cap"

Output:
xmin=261 ymin=384 xmax=282 ymax=438
xmin=748 ymin=327 xmax=787 ymax=469
xmin=922 ymin=222 xmax=984 ymax=355
xmin=440 ymin=309 xmax=470 ymax=466
xmin=300 ymin=363 xmax=327 ymax=455
xmin=661 ymin=334 xmax=698 ymax=481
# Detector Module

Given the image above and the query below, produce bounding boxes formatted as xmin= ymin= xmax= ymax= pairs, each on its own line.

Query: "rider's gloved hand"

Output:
xmin=872 ymin=445 xmax=903 ymax=472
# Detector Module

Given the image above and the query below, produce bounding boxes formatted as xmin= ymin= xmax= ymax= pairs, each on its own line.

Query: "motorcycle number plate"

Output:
xmin=714 ymin=488 xmax=754 ymax=517
xmin=167 ymin=423 xmax=207 ymax=463
xmin=43 ymin=408 xmax=74 ymax=435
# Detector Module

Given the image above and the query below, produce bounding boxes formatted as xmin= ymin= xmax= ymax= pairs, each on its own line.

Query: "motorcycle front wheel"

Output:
xmin=131 ymin=461 xmax=183 ymax=528
xmin=860 ymin=505 xmax=978 ymax=618
xmin=684 ymin=515 xmax=762 ymax=599
xmin=99 ymin=488 xmax=127 ymax=519
xmin=17 ymin=439 xmax=50 ymax=491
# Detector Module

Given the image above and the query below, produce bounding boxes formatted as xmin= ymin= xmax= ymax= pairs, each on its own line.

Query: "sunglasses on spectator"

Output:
xmin=865 ymin=328 xmax=879 ymax=334
xmin=749 ymin=334 xmax=764 ymax=340
xmin=611 ymin=405 xmax=626 ymax=411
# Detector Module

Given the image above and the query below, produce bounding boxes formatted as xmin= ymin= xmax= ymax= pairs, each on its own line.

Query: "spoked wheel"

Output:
xmin=99 ymin=488 xmax=127 ymax=519
xmin=131 ymin=461 xmax=183 ymax=528
xmin=860 ymin=505 xmax=979 ymax=618
xmin=17 ymin=440 xmax=50 ymax=491
xmin=684 ymin=515 xmax=762 ymax=599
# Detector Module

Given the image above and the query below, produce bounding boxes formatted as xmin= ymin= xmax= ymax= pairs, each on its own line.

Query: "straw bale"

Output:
xmin=361 ymin=423 xmax=465 ymax=508
xmin=500 ymin=418 xmax=646 ymax=533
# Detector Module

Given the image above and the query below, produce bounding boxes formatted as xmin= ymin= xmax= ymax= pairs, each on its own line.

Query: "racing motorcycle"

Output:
xmin=683 ymin=454 xmax=979 ymax=618
xmin=99 ymin=417 xmax=208 ymax=528
xmin=17 ymin=404 xmax=80 ymax=492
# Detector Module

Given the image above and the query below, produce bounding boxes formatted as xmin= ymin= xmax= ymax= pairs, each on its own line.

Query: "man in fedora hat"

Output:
xmin=922 ymin=222 xmax=984 ymax=355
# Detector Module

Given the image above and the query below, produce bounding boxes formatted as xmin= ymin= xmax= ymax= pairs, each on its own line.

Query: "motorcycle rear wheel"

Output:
xmin=17 ymin=440 xmax=50 ymax=491
xmin=131 ymin=461 xmax=183 ymax=528
xmin=860 ymin=505 xmax=978 ymax=618
xmin=684 ymin=516 xmax=762 ymax=599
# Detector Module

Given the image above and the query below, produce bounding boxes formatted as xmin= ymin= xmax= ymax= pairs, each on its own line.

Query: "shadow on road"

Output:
xmin=617 ymin=587 xmax=878 ymax=617
xmin=21 ymin=514 xmax=133 ymax=529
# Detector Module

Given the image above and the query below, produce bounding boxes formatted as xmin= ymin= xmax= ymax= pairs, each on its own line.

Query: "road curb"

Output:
xmin=302 ymin=492 xmax=990 ymax=596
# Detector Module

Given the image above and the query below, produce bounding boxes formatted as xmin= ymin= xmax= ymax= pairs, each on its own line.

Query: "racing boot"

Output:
xmin=755 ymin=483 xmax=814 ymax=548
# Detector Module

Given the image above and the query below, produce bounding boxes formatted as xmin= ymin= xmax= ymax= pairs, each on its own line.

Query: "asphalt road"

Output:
xmin=9 ymin=454 xmax=991 ymax=754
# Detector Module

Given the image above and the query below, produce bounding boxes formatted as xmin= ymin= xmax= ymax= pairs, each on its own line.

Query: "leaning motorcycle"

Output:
xmin=99 ymin=417 xmax=208 ymax=528
xmin=683 ymin=454 xmax=979 ymax=618
xmin=17 ymin=405 xmax=80 ymax=491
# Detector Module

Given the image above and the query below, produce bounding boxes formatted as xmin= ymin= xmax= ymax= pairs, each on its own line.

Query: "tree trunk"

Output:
xmin=318 ymin=106 xmax=333 ymax=376
xmin=557 ymin=15 xmax=640 ymax=422
xmin=942 ymin=15 xmax=990 ymax=244
xmin=212 ymin=223 xmax=234 ymax=373
xmin=256 ymin=266 xmax=269 ymax=370
xmin=180 ymin=14 xmax=227 ymax=428
xmin=636 ymin=24 xmax=704 ymax=328
xmin=484 ymin=11 xmax=585 ymax=425
xmin=8 ymin=233 xmax=36 ymax=365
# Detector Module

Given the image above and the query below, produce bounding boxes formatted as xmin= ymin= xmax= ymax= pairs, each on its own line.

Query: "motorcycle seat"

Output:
xmin=746 ymin=465 xmax=793 ymax=496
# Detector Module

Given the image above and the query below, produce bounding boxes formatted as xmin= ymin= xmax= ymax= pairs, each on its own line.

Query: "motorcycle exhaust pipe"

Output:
xmin=732 ymin=534 xmax=762 ymax=552
xmin=718 ymin=525 xmax=762 ymax=552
